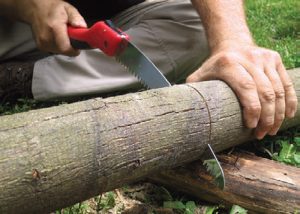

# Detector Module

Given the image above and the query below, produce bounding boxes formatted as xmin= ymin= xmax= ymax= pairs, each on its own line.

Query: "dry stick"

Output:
xmin=0 ymin=69 xmax=299 ymax=214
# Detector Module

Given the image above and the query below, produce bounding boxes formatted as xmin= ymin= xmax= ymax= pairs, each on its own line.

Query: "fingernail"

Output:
xmin=287 ymin=107 xmax=296 ymax=118
xmin=291 ymin=110 xmax=296 ymax=118
xmin=249 ymin=118 xmax=259 ymax=128
xmin=268 ymin=129 xmax=278 ymax=136
xmin=256 ymin=131 xmax=266 ymax=140
xmin=73 ymin=20 xmax=87 ymax=27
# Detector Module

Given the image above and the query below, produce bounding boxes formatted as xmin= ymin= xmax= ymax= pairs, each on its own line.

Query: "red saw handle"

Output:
xmin=67 ymin=20 xmax=129 ymax=56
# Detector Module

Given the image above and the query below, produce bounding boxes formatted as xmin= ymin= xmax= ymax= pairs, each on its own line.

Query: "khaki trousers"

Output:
xmin=0 ymin=0 xmax=209 ymax=100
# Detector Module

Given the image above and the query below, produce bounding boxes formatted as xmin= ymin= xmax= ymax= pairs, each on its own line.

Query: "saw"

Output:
xmin=68 ymin=20 xmax=225 ymax=189
xmin=68 ymin=20 xmax=170 ymax=89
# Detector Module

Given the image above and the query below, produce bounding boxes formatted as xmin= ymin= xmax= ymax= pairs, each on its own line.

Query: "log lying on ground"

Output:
xmin=0 ymin=69 xmax=299 ymax=213
xmin=150 ymin=151 xmax=300 ymax=214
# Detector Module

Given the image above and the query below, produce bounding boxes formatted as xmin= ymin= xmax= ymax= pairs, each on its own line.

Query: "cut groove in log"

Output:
xmin=0 ymin=69 xmax=299 ymax=213
xmin=150 ymin=151 xmax=300 ymax=214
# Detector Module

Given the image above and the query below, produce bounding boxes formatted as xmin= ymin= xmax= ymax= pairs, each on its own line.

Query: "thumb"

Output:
xmin=65 ymin=4 xmax=87 ymax=28
xmin=186 ymin=72 xmax=200 ymax=83
xmin=186 ymin=67 xmax=212 ymax=83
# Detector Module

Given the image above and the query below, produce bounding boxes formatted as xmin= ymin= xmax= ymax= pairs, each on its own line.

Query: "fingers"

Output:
xmin=52 ymin=23 xmax=80 ymax=56
xmin=221 ymin=66 xmax=262 ymax=129
xmin=30 ymin=1 xmax=86 ymax=56
xmin=50 ymin=3 xmax=86 ymax=56
xmin=258 ymin=53 xmax=297 ymax=137
xmin=276 ymin=57 xmax=298 ymax=118
xmin=235 ymin=61 xmax=287 ymax=139
xmin=186 ymin=49 xmax=297 ymax=140
xmin=65 ymin=4 xmax=87 ymax=28
xmin=265 ymin=68 xmax=285 ymax=136
xmin=187 ymin=63 xmax=262 ymax=129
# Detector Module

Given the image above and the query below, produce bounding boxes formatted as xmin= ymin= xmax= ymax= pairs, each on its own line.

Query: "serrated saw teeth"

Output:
xmin=115 ymin=57 xmax=149 ymax=89
xmin=115 ymin=42 xmax=171 ymax=89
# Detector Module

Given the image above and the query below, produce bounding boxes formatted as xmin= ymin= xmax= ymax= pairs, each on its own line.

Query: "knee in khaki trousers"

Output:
xmin=0 ymin=0 xmax=209 ymax=100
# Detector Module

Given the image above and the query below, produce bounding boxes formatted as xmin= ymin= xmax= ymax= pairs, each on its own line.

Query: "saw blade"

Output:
xmin=203 ymin=144 xmax=225 ymax=190
xmin=116 ymin=42 xmax=171 ymax=89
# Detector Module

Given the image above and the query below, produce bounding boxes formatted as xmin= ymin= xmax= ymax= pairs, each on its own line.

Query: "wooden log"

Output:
xmin=0 ymin=69 xmax=299 ymax=213
xmin=150 ymin=151 xmax=300 ymax=214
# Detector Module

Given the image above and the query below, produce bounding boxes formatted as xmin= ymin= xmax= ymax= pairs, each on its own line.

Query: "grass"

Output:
xmin=1 ymin=0 xmax=299 ymax=213
xmin=245 ymin=0 xmax=299 ymax=68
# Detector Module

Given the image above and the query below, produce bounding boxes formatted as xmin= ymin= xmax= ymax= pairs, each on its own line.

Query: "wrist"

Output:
xmin=209 ymin=35 xmax=256 ymax=54
xmin=209 ymin=33 xmax=255 ymax=54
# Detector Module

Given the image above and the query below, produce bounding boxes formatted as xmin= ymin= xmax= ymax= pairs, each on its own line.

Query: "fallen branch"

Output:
xmin=0 ymin=69 xmax=299 ymax=213
xmin=150 ymin=151 xmax=300 ymax=214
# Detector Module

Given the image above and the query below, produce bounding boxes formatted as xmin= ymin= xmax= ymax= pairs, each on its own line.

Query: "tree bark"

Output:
xmin=150 ymin=151 xmax=300 ymax=214
xmin=0 ymin=69 xmax=299 ymax=214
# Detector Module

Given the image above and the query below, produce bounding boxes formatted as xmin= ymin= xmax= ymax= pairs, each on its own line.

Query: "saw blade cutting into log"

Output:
xmin=202 ymin=144 xmax=225 ymax=189
xmin=0 ymin=69 xmax=298 ymax=214
xmin=68 ymin=19 xmax=225 ymax=190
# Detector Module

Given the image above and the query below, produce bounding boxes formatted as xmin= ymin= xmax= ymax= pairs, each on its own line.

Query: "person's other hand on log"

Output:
xmin=0 ymin=0 xmax=87 ymax=56
xmin=186 ymin=0 xmax=298 ymax=140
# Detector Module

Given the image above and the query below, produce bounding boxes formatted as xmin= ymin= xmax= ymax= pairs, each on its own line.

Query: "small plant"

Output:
xmin=259 ymin=127 xmax=300 ymax=167
xmin=97 ymin=191 xmax=116 ymax=211
xmin=229 ymin=205 xmax=248 ymax=214
xmin=56 ymin=202 xmax=89 ymax=214
xmin=204 ymin=205 xmax=219 ymax=214
xmin=272 ymin=137 xmax=300 ymax=167
xmin=203 ymin=159 xmax=224 ymax=189
xmin=202 ymin=204 xmax=247 ymax=214
xmin=163 ymin=200 xmax=197 ymax=214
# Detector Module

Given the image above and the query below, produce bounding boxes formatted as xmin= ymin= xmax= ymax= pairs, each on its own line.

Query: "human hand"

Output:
xmin=15 ymin=0 xmax=87 ymax=56
xmin=186 ymin=43 xmax=298 ymax=139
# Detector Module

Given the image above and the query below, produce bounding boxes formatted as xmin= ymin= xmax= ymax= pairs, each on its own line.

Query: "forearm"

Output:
xmin=0 ymin=0 xmax=66 ymax=23
xmin=0 ymin=0 xmax=86 ymax=56
xmin=0 ymin=0 xmax=31 ymax=21
xmin=191 ymin=0 xmax=254 ymax=52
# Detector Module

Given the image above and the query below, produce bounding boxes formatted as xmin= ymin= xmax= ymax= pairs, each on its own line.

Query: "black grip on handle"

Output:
xmin=70 ymin=39 xmax=93 ymax=50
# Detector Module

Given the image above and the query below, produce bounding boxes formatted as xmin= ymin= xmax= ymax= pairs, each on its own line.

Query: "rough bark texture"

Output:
xmin=150 ymin=151 xmax=300 ymax=214
xmin=0 ymin=69 xmax=299 ymax=213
